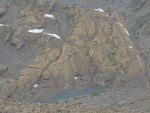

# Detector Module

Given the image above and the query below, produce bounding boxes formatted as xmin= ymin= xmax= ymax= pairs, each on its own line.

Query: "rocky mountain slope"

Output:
xmin=1 ymin=0 xmax=150 ymax=113
xmin=57 ymin=0 xmax=132 ymax=10
xmin=119 ymin=0 xmax=150 ymax=69
xmin=0 ymin=0 xmax=146 ymax=102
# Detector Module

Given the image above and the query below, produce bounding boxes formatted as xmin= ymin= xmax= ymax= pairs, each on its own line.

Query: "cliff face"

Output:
xmin=120 ymin=0 xmax=150 ymax=70
xmin=0 ymin=0 xmax=145 ymax=102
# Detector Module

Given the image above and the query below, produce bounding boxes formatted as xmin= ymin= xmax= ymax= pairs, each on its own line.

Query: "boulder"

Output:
xmin=0 ymin=4 xmax=6 ymax=17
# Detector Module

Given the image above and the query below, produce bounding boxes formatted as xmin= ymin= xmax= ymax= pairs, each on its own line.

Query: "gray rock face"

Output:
xmin=0 ymin=64 xmax=8 ymax=73
xmin=0 ymin=3 xmax=6 ymax=17
xmin=0 ymin=9 xmax=5 ymax=17
xmin=120 ymin=0 xmax=150 ymax=71
xmin=57 ymin=0 xmax=132 ymax=10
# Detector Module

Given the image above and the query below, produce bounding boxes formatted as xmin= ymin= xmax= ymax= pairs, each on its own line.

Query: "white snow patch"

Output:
xmin=44 ymin=14 xmax=55 ymax=19
xmin=94 ymin=8 xmax=104 ymax=12
xmin=43 ymin=32 xmax=61 ymax=39
xmin=0 ymin=24 xmax=5 ymax=26
xmin=119 ymin=23 xmax=129 ymax=36
xmin=74 ymin=76 xmax=78 ymax=80
xmin=0 ymin=24 xmax=9 ymax=27
xmin=33 ymin=84 xmax=39 ymax=88
xmin=28 ymin=29 xmax=44 ymax=34
xmin=129 ymin=46 xmax=133 ymax=49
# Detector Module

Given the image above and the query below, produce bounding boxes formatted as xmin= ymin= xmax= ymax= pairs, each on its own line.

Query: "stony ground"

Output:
xmin=0 ymin=101 xmax=147 ymax=113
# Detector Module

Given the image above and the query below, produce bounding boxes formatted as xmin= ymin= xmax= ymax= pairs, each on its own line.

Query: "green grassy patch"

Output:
xmin=90 ymin=92 xmax=100 ymax=97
